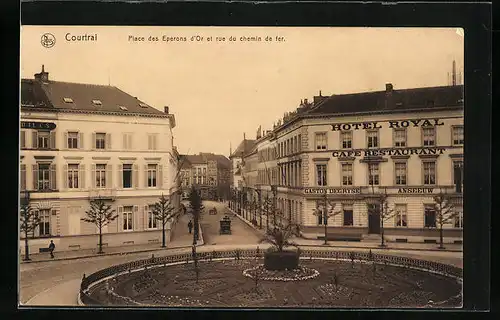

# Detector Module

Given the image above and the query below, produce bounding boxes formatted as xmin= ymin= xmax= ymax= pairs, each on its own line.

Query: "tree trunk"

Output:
xmin=98 ymin=228 xmax=103 ymax=254
xmin=439 ymin=222 xmax=445 ymax=249
xmin=380 ymin=219 xmax=386 ymax=247
xmin=23 ymin=230 xmax=30 ymax=261
xmin=162 ymin=221 xmax=166 ymax=248
xmin=324 ymin=216 xmax=328 ymax=245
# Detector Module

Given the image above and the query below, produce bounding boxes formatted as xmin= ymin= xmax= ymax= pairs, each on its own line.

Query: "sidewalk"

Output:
xmin=20 ymin=241 xmax=194 ymax=264
xmin=20 ymin=204 xmax=461 ymax=264
xmin=229 ymin=207 xmax=463 ymax=253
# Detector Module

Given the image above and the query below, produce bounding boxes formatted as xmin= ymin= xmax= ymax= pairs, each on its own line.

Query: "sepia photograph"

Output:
xmin=19 ymin=26 xmax=464 ymax=309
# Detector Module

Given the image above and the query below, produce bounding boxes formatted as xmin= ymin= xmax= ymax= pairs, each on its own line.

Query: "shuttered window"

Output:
xmin=20 ymin=131 xmax=26 ymax=149
xmin=20 ymin=164 xmax=26 ymax=190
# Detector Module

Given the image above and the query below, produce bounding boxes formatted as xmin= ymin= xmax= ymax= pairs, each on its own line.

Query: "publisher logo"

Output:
xmin=41 ymin=33 xmax=56 ymax=48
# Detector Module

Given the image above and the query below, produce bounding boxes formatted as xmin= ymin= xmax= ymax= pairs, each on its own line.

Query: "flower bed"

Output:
xmin=243 ymin=265 xmax=319 ymax=282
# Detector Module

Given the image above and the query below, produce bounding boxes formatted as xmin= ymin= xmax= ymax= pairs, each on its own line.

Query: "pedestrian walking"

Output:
xmin=48 ymin=240 xmax=55 ymax=259
xmin=188 ymin=220 xmax=193 ymax=234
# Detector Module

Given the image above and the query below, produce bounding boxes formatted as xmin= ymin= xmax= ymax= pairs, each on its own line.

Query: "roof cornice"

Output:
xmin=20 ymin=105 xmax=173 ymax=119
xmin=273 ymin=105 xmax=463 ymax=135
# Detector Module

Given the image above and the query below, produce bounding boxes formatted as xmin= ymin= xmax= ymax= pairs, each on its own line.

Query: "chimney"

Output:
xmin=304 ymin=98 xmax=308 ymax=105
xmin=243 ymin=132 xmax=246 ymax=140
xmin=385 ymin=83 xmax=393 ymax=92
xmin=319 ymin=90 xmax=322 ymax=97
xmin=34 ymin=65 xmax=49 ymax=82
xmin=164 ymin=106 xmax=169 ymax=114
xmin=385 ymin=83 xmax=394 ymax=109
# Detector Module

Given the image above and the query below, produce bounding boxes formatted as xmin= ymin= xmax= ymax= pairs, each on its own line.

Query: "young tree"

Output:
xmin=259 ymin=209 xmax=298 ymax=253
xmin=368 ymin=191 xmax=397 ymax=248
xmin=433 ymin=189 xmax=457 ymax=249
xmin=19 ymin=196 xmax=41 ymax=261
xmin=152 ymin=193 xmax=178 ymax=248
xmin=188 ymin=186 xmax=205 ymax=245
xmin=312 ymin=192 xmax=342 ymax=245
xmin=261 ymin=194 xmax=273 ymax=231
xmin=81 ymin=197 xmax=118 ymax=254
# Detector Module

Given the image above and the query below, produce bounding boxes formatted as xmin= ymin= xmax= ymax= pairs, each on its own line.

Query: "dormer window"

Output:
xmin=119 ymin=106 xmax=128 ymax=111
xmin=63 ymin=97 xmax=73 ymax=103
xmin=92 ymin=99 xmax=102 ymax=106
xmin=139 ymin=103 xmax=148 ymax=108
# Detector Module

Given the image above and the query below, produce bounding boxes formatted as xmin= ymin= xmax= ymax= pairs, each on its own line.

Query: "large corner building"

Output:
xmin=234 ymin=83 xmax=464 ymax=244
xmin=20 ymin=66 xmax=181 ymax=253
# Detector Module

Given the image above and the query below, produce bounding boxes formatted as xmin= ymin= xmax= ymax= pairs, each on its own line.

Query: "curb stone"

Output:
xmin=227 ymin=207 xmax=462 ymax=253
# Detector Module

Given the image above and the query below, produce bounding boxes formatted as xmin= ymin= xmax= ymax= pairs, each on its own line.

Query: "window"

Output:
xmin=367 ymin=130 xmax=379 ymax=148
xmin=92 ymin=99 xmax=102 ymax=105
xmin=95 ymin=133 xmax=106 ymax=149
xmin=38 ymin=209 xmax=51 ymax=236
xmin=341 ymin=131 xmax=352 ymax=149
xmin=96 ymin=164 xmax=106 ymax=188
xmin=341 ymin=163 xmax=353 ymax=186
xmin=38 ymin=164 xmax=50 ymax=190
xmin=119 ymin=106 xmax=128 ymax=111
xmin=317 ymin=207 xmax=324 ymax=225
xmin=316 ymin=164 xmax=327 ymax=186
xmin=148 ymin=134 xmax=158 ymax=150
xmin=452 ymin=126 xmax=464 ymax=145
xmin=21 ymin=131 xmax=26 ymax=148
xmin=147 ymin=164 xmax=157 ymax=187
xmin=454 ymin=207 xmax=463 ymax=228
xmin=424 ymin=205 xmax=436 ymax=228
xmin=423 ymin=161 xmax=436 ymax=185
xmin=394 ymin=129 xmax=407 ymax=147
xmin=315 ymin=132 xmax=327 ymax=150
xmin=122 ymin=164 xmax=132 ymax=188
xmin=422 ymin=127 xmax=435 ymax=146
xmin=298 ymin=134 xmax=302 ymax=152
xmin=395 ymin=162 xmax=407 ymax=185
xmin=68 ymin=164 xmax=79 ymax=189
xmin=139 ymin=103 xmax=148 ymax=108
xmin=395 ymin=204 xmax=408 ymax=227
xmin=20 ymin=164 xmax=26 ymax=190
xmin=123 ymin=206 xmax=133 ymax=231
xmin=38 ymin=131 xmax=50 ymax=149
xmin=67 ymin=132 xmax=79 ymax=149
xmin=343 ymin=205 xmax=353 ymax=226
xmin=368 ymin=163 xmax=379 ymax=185
xmin=123 ymin=133 xmax=132 ymax=150
xmin=63 ymin=97 xmax=73 ymax=103
xmin=453 ymin=160 xmax=464 ymax=192
xmin=148 ymin=205 xmax=157 ymax=229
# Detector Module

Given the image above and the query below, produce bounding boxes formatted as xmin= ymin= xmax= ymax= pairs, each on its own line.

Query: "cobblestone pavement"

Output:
xmin=20 ymin=201 xmax=462 ymax=306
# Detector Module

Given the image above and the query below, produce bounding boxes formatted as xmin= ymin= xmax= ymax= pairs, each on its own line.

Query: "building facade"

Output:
xmin=236 ymin=83 xmax=464 ymax=243
xmin=179 ymin=153 xmax=231 ymax=200
xmin=20 ymin=66 xmax=181 ymax=254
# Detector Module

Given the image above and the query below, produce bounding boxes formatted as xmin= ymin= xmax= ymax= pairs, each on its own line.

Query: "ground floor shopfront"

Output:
xmin=230 ymin=186 xmax=463 ymax=244
xmin=19 ymin=192 xmax=182 ymax=255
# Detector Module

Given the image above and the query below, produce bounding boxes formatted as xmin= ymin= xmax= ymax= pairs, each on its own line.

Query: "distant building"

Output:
xmin=20 ymin=65 xmax=181 ymax=254
xmin=229 ymin=136 xmax=256 ymax=191
xmin=234 ymin=83 xmax=464 ymax=244
xmin=179 ymin=153 xmax=231 ymax=200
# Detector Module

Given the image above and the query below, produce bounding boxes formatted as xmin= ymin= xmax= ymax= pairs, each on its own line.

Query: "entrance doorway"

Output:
xmin=367 ymin=204 xmax=380 ymax=234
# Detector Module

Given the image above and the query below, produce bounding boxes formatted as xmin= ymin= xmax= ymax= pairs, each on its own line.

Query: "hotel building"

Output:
xmin=20 ymin=66 xmax=181 ymax=254
xmin=237 ymin=83 xmax=464 ymax=243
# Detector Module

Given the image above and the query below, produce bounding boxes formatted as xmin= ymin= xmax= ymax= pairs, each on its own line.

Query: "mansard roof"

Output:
xmin=308 ymin=85 xmax=464 ymax=115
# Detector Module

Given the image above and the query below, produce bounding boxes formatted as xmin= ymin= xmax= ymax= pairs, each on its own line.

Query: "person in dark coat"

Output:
xmin=188 ymin=220 xmax=193 ymax=234
xmin=48 ymin=240 xmax=55 ymax=259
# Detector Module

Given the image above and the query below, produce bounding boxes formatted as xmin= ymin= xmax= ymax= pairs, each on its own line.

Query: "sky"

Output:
xmin=21 ymin=27 xmax=464 ymax=157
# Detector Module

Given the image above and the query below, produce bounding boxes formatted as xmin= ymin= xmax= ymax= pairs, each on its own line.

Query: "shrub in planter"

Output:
xmin=264 ymin=250 xmax=299 ymax=271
